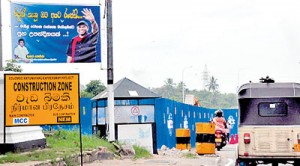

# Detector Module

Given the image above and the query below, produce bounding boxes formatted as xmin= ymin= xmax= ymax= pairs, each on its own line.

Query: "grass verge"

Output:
xmin=0 ymin=130 xmax=116 ymax=164
xmin=0 ymin=130 xmax=152 ymax=164
xmin=133 ymin=145 xmax=152 ymax=159
xmin=182 ymin=152 xmax=198 ymax=159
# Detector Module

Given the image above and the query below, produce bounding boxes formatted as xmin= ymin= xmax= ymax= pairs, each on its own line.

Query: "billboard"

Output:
xmin=11 ymin=3 xmax=101 ymax=63
xmin=4 ymin=74 xmax=80 ymax=126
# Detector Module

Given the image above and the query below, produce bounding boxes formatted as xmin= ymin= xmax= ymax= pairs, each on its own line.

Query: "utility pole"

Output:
xmin=0 ymin=1 xmax=3 ymax=69
xmin=106 ymin=0 xmax=115 ymax=142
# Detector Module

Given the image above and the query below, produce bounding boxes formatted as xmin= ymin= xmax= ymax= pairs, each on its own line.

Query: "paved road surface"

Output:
xmin=0 ymin=144 xmax=295 ymax=166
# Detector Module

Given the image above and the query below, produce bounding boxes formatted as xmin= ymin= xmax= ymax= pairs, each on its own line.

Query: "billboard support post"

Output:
xmin=107 ymin=0 xmax=115 ymax=141
xmin=0 ymin=1 xmax=3 ymax=69
xmin=96 ymin=102 xmax=98 ymax=134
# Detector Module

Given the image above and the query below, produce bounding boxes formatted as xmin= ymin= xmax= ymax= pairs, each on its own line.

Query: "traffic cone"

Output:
xmin=229 ymin=134 xmax=235 ymax=144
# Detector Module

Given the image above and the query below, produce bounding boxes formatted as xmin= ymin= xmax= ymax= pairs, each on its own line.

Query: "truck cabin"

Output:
xmin=238 ymin=82 xmax=300 ymax=125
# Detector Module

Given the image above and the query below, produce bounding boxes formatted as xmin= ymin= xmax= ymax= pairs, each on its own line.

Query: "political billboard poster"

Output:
xmin=11 ymin=3 xmax=101 ymax=63
xmin=4 ymin=74 xmax=80 ymax=126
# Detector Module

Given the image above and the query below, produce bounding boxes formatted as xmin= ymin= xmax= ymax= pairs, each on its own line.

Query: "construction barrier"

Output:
xmin=195 ymin=123 xmax=215 ymax=154
xmin=229 ymin=134 xmax=235 ymax=144
xmin=229 ymin=134 xmax=239 ymax=144
xmin=176 ymin=128 xmax=191 ymax=150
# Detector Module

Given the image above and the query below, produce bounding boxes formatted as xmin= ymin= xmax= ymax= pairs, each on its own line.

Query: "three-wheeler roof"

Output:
xmin=238 ymin=82 xmax=300 ymax=99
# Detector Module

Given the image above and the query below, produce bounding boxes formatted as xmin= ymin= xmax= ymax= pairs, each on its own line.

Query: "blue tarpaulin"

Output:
xmin=42 ymin=98 xmax=93 ymax=135
xmin=155 ymin=98 xmax=238 ymax=149
xmin=43 ymin=97 xmax=238 ymax=151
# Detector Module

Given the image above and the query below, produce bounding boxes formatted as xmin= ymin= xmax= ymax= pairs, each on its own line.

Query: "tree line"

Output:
xmin=150 ymin=77 xmax=238 ymax=109
xmin=80 ymin=77 xmax=237 ymax=109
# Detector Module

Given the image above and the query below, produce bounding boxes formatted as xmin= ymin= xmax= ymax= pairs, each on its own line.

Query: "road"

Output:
xmin=86 ymin=144 xmax=237 ymax=166
xmin=86 ymin=144 xmax=295 ymax=166
xmin=0 ymin=144 xmax=294 ymax=166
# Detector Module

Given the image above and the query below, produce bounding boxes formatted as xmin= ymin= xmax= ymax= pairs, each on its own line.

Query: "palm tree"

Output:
xmin=164 ymin=78 xmax=175 ymax=87
xmin=162 ymin=78 xmax=176 ymax=98
xmin=206 ymin=76 xmax=219 ymax=92
xmin=177 ymin=81 xmax=184 ymax=91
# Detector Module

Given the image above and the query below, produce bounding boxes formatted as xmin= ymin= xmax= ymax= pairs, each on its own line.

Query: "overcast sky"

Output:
xmin=2 ymin=0 xmax=300 ymax=93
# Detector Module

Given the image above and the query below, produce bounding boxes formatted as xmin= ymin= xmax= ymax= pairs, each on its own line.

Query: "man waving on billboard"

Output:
xmin=66 ymin=8 xmax=99 ymax=63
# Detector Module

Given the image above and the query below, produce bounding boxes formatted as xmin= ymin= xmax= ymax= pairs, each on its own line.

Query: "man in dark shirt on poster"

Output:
xmin=66 ymin=8 xmax=99 ymax=63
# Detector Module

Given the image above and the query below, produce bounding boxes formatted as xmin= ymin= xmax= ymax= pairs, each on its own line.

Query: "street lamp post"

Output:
xmin=182 ymin=66 xmax=192 ymax=103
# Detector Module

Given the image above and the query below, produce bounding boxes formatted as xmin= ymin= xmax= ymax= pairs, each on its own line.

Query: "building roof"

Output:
xmin=91 ymin=77 xmax=161 ymax=100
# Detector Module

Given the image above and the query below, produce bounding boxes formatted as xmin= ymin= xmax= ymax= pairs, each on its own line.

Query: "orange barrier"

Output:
xmin=195 ymin=123 xmax=215 ymax=154
xmin=176 ymin=128 xmax=191 ymax=150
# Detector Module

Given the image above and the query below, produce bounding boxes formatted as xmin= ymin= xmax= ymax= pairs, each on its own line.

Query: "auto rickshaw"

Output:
xmin=236 ymin=77 xmax=300 ymax=166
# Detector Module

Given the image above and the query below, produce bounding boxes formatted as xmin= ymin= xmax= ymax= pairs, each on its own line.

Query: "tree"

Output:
xmin=206 ymin=76 xmax=219 ymax=92
xmin=164 ymin=78 xmax=175 ymax=87
xmin=80 ymin=80 xmax=106 ymax=98
xmin=1 ymin=59 xmax=22 ymax=72
xmin=80 ymin=91 xmax=94 ymax=98
xmin=162 ymin=78 xmax=176 ymax=99
xmin=150 ymin=76 xmax=237 ymax=108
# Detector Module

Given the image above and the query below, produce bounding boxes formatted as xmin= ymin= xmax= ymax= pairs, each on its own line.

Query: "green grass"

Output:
xmin=133 ymin=145 xmax=152 ymax=159
xmin=0 ymin=130 xmax=153 ymax=164
xmin=46 ymin=130 xmax=115 ymax=152
xmin=182 ymin=152 xmax=197 ymax=159
xmin=0 ymin=130 xmax=117 ymax=164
